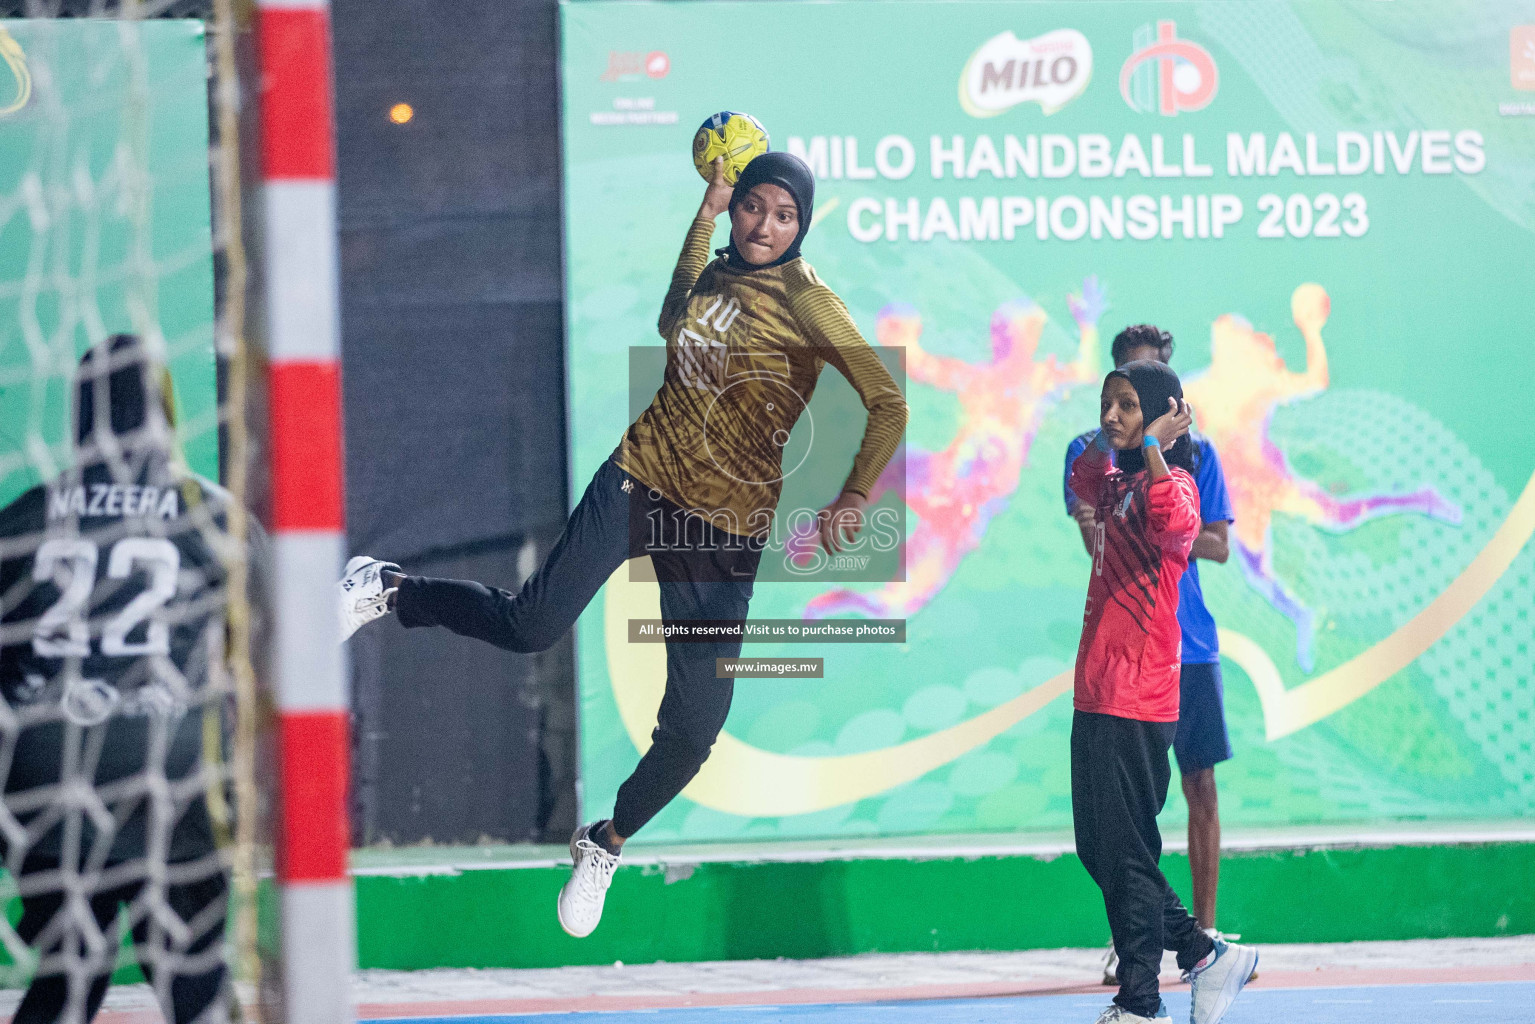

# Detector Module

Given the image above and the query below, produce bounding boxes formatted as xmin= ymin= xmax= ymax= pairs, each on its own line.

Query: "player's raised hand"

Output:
xmin=1146 ymin=396 xmax=1193 ymax=448
xmin=699 ymin=157 xmax=733 ymax=219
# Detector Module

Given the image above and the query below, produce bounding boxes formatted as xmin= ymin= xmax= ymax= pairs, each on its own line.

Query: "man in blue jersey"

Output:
xmin=1064 ymin=324 xmax=1239 ymax=987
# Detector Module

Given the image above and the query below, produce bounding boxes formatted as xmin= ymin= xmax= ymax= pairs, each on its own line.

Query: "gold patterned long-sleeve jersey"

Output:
xmin=613 ymin=216 xmax=909 ymax=539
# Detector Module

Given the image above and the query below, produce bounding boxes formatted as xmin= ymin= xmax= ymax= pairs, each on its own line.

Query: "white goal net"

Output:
xmin=0 ymin=8 xmax=262 ymax=1024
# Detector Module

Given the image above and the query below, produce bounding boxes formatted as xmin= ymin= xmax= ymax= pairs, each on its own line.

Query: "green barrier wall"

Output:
xmin=354 ymin=840 xmax=1535 ymax=969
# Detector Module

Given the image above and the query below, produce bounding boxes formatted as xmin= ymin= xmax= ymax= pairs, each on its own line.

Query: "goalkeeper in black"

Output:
xmin=0 ymin=335 xmax=234 ymax=1024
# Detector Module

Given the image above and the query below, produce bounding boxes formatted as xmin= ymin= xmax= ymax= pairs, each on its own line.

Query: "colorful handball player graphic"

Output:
xmin=1182 ymin=284 xmax=1461 ymax=671
xmin=796 ymin=278 xmax=1104 ymax=619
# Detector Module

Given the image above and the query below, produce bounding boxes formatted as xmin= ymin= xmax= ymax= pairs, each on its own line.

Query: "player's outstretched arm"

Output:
xmin=797 ymin=289 xmax=909 ymax=493
xmin=1071 ymin=321 xmax=1101 ymax=383
xmin=877 ymin=307 xmax=975 ymax=392
xmin=1066 ymin=276 xmax=1106 ymax=381
xmin=1287 ymin=282 xmax=1330 ymax=397
xmin=1038 ymin=310 xmax=1102 ymax=390
xmin=658 ymin=158 xmax=732 ymax=341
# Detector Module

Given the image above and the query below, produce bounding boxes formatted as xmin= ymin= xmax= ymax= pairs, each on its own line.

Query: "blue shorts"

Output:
xmin=1173 ymin=662 xmax=1233 ymax=775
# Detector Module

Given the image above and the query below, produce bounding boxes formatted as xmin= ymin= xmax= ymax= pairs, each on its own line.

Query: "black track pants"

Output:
xmin=394 ymin=457 xmax=761 ymax=838
xmin=1071 ymin=710 xmax=1215 ymax=1018
xmin=13 ymin=855 xmax=229 ymax=1024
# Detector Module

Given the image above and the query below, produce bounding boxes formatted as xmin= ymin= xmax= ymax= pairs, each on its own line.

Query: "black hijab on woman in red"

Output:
xmin=1106 ymin=359 xmax=1198 ymax=475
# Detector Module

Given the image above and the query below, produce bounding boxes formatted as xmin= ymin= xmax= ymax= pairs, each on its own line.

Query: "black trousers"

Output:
xmin=13 ymin=855 xmax=228 ymax=1024
xmin=1071 ymin=710 xmax=1214 ymax=1018
xmin=395 ymin=457 xmax=762 ymax=838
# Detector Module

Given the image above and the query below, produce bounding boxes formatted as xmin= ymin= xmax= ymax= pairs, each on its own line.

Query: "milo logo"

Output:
xmin=960 ymin=28 xmax=1093 ymax=118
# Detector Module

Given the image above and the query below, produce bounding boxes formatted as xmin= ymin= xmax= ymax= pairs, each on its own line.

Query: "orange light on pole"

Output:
xmin=388 ymin=102 xmax=413 ymax=124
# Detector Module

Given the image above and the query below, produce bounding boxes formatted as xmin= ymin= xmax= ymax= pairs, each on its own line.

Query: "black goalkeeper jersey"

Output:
xmin=0 ymin=459 xmax=230 ymax=864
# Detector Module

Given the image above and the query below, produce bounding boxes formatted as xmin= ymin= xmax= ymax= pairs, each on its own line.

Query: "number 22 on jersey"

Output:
xmin=32 ymin=537 xmax=180 ymax=658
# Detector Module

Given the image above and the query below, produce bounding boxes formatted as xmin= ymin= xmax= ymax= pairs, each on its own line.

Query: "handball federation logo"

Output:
xmin=1119 ymin=21 xmax=1218 ymax=116
xmin=959 ymin=29 xmax=1092 ymax=118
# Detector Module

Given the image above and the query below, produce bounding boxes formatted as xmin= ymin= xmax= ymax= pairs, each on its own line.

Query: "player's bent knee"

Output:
xmin=650 ymin=730 xmax=717 ymax=770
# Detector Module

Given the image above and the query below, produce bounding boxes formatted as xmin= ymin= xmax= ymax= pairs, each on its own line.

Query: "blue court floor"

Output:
xmin=393 ymin=980 xmax=1532 ymax=1024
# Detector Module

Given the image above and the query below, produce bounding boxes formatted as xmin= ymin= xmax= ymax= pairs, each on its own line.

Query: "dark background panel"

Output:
xmin=332 ymin=0 xmax=575 ymax=845
xmin=345 ymin=537 xmax=575 ymax=847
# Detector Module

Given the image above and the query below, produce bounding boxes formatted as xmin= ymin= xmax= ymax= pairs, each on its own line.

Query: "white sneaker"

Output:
xmin=1091 ymin=1001 xmax=1171 ymax=1024
xmin=1201 ymin=928 xmax=1257 ymax=982
xmin=1188 ymin=937 xmax=1259 ymax=1024
xmin=1102 ymin=939 xmax=1119 ymax=985
xmin=557 ymin=822 xmax=620 ymax=938
xmin=338 ymin=555 xmax=400 ymax=643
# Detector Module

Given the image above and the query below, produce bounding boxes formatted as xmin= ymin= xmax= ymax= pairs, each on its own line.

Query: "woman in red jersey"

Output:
xmin=1066 ymin=360 xmax=1257 ymax=1024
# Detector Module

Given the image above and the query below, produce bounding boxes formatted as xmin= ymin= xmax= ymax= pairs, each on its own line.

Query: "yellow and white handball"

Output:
xmin=692 ymin=111 xmax=770 ymax=185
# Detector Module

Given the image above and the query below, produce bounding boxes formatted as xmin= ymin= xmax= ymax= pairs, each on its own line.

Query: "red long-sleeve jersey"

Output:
xmin=1069 ymin=447 xmax=1201 ymax=722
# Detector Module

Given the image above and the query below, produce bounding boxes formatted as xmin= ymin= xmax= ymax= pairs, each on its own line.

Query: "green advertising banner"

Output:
xmin=561 ymin=1 xmax=1535 ymax=845
xmin=0 ymin=20 xmax=218 ymax=506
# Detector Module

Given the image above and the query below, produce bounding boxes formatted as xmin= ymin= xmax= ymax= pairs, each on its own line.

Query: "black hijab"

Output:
xmin=1106 ymin=359 xmax=1196 ymax=474
xmin=72 ymin=333 xmax=178 ymax=488
xmin=76 ymin=333 xmax=154 ymax=448
xmin=719 ymin=151 xmax=815 ymax=270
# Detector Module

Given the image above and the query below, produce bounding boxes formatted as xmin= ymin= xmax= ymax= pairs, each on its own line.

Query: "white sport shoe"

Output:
xmin=557 ymin=822 xmax=620 ymax=938
xmin=1091 ymin=1000 xmax=1171 ymax=1024
xmin=1102 ymin=939 xmax=1119 ymax=985
xmin=338 ymin=555 xmax=400 ymax=643
xmin=1201 ymin=928 xmax=1257 ymax=982
xmin=1188 ymin=937 xmax=1259 ymax=1024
